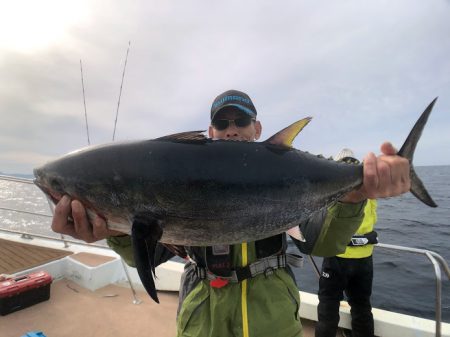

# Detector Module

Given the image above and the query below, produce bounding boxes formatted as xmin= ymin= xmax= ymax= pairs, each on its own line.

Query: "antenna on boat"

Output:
xmin=80 ymin=59 xmax=91 ymax=145
xmin=112 ymin=41 xmax=131 ymax=141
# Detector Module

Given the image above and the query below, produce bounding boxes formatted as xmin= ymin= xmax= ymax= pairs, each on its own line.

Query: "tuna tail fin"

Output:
xmin=131 ymin=215 xmax=163 ymax=303
xmin=397 ymin=98 xmax=438 ymax=207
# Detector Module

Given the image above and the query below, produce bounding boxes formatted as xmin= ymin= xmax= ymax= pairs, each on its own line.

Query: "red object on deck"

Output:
xmin=0 ymin=271 xmax=52 ymax=315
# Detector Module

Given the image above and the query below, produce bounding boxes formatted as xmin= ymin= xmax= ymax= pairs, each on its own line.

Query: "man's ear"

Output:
xmin=208 ymin=125 xmax=214 ymax=138
xmin=254 ymin=120 xmax=262 ymax=140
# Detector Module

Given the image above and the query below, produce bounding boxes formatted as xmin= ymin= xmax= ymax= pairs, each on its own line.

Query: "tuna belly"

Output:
xmin=158 ymin=208 xmax=311 ymax=246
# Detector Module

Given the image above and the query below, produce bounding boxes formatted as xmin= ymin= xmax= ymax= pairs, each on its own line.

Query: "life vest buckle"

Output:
xmin=194 ymin=265 xmax=207 ymax=279
xmin=348 ymin=231 xmax=378 ymax=246
xmin=350 ymin=237 xmax=369 ymax=246
xmin=264 ymin=267 xmax=275 ymax=277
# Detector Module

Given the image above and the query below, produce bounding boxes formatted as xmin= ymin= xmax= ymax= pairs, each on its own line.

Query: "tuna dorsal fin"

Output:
xmin=264 ymin=117 xmax=312 ymax=147
xmin=156 ymin=131 xmax=207 ymax=143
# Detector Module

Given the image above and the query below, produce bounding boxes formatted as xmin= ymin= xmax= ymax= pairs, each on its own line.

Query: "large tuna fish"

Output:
xmin=33 ymin=98 xmax=438 ymax=302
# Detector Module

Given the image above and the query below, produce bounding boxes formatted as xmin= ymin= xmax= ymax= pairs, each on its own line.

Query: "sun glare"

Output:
xmin=0 ymin=0 xmax=89 ymax=52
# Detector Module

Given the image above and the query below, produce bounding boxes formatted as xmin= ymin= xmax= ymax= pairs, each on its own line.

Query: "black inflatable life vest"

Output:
xmin=185 ymin=234 xmax=287 ymax=278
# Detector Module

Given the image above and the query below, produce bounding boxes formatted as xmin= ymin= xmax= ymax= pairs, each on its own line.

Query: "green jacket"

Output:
xmin=107 ymin=201 xmax=366 ymax=337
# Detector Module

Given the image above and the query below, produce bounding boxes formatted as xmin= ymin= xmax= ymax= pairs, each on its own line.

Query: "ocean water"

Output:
xmin=291 ymin=165 xmax=450 ymax=322
xmin=0 ymin=166 xmax=449 ymax=322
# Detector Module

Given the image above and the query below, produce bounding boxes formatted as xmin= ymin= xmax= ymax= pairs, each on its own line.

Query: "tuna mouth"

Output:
xmin=46 ymin=189 xmax=64 ymax=205
xmin=33 ymin=168 xmax=65 ymax=205
xmin=34 ymin=179 xmax=64 ymax=206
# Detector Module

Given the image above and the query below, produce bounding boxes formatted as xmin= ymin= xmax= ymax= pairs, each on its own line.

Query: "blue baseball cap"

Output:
xmin=210 ymin=89 xmax=257 ymax=120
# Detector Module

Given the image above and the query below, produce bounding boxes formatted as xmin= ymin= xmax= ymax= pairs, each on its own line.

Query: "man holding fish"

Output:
xmin=47 ymin=89 xmax=432 ymax=337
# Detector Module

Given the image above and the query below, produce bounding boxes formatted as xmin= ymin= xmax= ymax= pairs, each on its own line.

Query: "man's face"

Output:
xmin=208 ymin=108 xmax=262 ymax=142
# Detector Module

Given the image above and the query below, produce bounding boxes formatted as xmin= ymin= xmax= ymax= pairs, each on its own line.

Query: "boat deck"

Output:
xmin=1 ymin=279 xmax=323 ymax=337
xmin=1 ymin=279 xmax=179 ymax=337
xmin=0 ymin=237 xmax=342 ymax=337
xmin=0 ymin=238 xmax=72 ymax=275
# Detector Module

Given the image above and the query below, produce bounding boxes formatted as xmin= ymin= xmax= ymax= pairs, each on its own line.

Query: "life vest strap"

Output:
xmin=193 ymin=253 xmax=303 ymax=284
xmin=348 ymin=231 xmax=378 ymax=246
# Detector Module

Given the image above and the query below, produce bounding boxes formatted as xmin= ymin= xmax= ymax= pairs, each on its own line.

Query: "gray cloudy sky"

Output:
xmin=1 ymin=0 xmax=449 ymax=174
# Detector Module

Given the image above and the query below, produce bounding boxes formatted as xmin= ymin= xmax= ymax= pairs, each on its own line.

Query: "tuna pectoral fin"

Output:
xmin=131 ymin=215 xmax=163 ymax=303
xmin=398 ymin=98 xmax=438 ymax=207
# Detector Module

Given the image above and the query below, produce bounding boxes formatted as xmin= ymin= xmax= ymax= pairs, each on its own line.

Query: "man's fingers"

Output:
xmin=362 ymin=152 xmax=379 ymax=198
xmin=384 ymin=155 xmax=410 ymax=194
xmin=52 ymin=195 xmax=71 ymax=221
xmin=51 ymin=195 xmax=75 ymax=235
xmin=380 ymin=142 xmax=397 ymax=156
xmin=374 ymin=159 xmax=392 ymax=198
xmin=72 ymin=200 xmax=96 ymax=243
xmin=50 ymin=196 xmax=110 ymax=243
xmin=92 ymin=215 xmax=109 ymax=240
xmin=363 ymin=150 xmax=411 ymax=199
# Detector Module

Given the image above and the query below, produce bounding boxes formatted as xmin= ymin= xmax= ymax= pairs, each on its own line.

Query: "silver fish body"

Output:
xmin=33 ymin=99 xmax=438 ymax=302
xmin=34 ymin=137 xmax=363 ymax=246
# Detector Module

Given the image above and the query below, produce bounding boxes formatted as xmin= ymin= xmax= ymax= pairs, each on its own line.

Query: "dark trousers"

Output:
xmin=315 ymin=256 xmax=374 ymax=337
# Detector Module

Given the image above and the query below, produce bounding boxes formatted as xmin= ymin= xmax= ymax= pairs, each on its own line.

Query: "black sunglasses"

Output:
xmin=212 ymin=117 xmax=255 ymax=131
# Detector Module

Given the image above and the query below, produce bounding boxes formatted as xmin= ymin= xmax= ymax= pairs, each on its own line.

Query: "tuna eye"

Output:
xmin=50 ymin=178 xmax=63 ymax=192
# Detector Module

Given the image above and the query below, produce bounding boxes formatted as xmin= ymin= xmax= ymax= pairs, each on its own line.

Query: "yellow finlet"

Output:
xmin=264 ymin=117 xmax=312 ymax=147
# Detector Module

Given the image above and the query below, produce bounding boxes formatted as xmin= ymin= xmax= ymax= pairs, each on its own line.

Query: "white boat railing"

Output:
xmin=375 ymin=243 xmax=450 ymax=337
xmin=0 ymin=174 xmax=34 ymax=184
xmin=0 ymin=226 xmax=107 ymax=249
xmin=308 ymin=243 xmax=450 ymax=337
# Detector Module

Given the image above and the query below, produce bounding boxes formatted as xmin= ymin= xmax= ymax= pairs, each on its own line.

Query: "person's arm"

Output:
xmin=290 ymin=201 xmax=366 ymax=256
xmin=106 ymin=235 xmax=175 ymax=267
xmin=291 ymin=142 xmax=410 ymax=256
xmin=106 ymin=235 xmax=135 ymax=266
xmin=52 ymin=196 xmax=174 ymax=267
xmin=312 ymin=201 xmax=366 ymax=256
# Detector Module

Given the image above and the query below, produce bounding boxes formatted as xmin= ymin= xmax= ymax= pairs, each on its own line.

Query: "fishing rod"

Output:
xmin=308 ymin=255 xmax=321 ymax=278
xmin=112 ymin=41 xmax=131 ymax=141
xmin=80 ymin=59 xmax=91 ymax=145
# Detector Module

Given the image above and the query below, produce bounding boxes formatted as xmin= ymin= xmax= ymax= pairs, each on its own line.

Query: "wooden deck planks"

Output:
xmin=0 ymin=238 xmax=72 ymax=274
